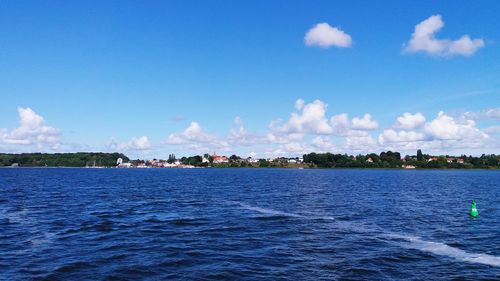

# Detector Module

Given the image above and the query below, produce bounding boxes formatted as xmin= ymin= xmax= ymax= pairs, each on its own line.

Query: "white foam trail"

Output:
xmin=236 ymin=202 xmax=304 ymax=218
xmin=30 ymin=232 xmax=56 ymax=247
xmin=2 ymin=208 xmax=29 ymax=223
xmin=234 ymin=202 xmax=372 ymax=233
xmin=389 ymin=234 xmax=500 ymax=267
xmin=231 ymin=201 xmax=500 ymax=267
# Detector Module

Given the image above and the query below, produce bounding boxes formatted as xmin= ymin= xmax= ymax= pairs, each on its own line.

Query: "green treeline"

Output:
xmin=1 ymin=151 xmax=498 ymax=169
xmin=0 ymin=152 xmax=129 ymax=167
xmin=302 ymin=151 xmax=500 ymax=169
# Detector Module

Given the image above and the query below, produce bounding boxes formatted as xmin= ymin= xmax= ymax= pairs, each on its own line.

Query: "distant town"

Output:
xmin=116 ymin=152 xmax=303 ymax=169
xmin=1 ymin=150 xmax=498 ymax=169
xmin=116 ymin=150 xmax=499 ymax=169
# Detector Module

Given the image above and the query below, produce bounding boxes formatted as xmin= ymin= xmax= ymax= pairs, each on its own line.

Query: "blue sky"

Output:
xmin=1 ymin=1 xmax=499 ymax=158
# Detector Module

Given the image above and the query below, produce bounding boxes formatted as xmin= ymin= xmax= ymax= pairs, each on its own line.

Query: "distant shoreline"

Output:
xmin=2 ymin=152 xmax=499 ymax=169
xmin=1 ymin=166 xmax=498 ymax=170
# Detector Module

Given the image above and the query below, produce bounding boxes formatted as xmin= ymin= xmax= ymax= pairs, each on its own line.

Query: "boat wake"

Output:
xmin=233 ymin=201 xmax=500 ymax=268
xmin=234 ymin=202 xmax=304 ymax=218
xmin=389 ymin=234 xmax=500 ymax=267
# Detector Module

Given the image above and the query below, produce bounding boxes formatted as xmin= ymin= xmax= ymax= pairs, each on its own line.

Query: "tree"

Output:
xmin=167 ymin=154 xmax=176 ymax=163
xmin=258 ymin=159 xmax=270 ymax=167
xmin=0 ymin=152 xmax=129 ymax=167
xmin=229 ymin=154 xmax=240 ymax=162
xmin=417 ymin=149 xmax=423 ymax=161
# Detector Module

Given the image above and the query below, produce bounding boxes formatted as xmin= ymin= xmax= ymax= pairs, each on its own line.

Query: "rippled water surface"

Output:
xmin=1 ymin=168 xmax=499 ymax=280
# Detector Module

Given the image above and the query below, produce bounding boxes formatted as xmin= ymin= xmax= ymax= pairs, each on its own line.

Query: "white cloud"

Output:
xmin=424 ymin=111 xmax=488 ymax=140
xmin=167 ymin=122 xmax=231 ymax=152
xmin=167 ymin=122 xmax=216 ymax=145
xmin=282 ymin=142 xmax=307 ymax=153
xmin=295 ymin=99 xmax=305 ymax=110
xmin=377 ymin=111 xmax=493 ymax=154
xmin=484 ymin=126 xmax=500 ymax=135
xmin=129 ymin=136 xmax=151 ymax=150
xmin=330 ymin=113 xmax=377 ymax=137
xmin=304 ymin=23 xmax=352 ymax=48
xmin=378 ymin=129 xmax=426 ymax=144
xmin=107 ymin=136 xmax=151 ymax=151
xmin=485 ymin=108 xmax=500 ymax=119
xmin=264 ymin=100 xmax=383 ymax=155
xmin=464 ymin=108 xmax=500 ymax=120
xmin=271 ymin=100 xmax=380 ymax=139
xmin=404 ymin=15 xmax=484 ymax=57
xmin=266 ymin=132 xmax=304 ymax=144
xmin=330 ymin=113 xmax=350 ymax=135
xmin=160 ymin=108 xmax=496 ymax=157
xmin=269 ymin=142 xmax=311 ymax=157
xmin=271 ymin=99 xmax=333 ymax=135
xmin=0 ymin=107 xmax=61 ymax=149
xmin=351 ymin=114 xmax=379 ymax=130
xmin=311 ymin=136 xmax=337 ymax=152
xmin=395 ymin=112 xmax=426 ymax=129
xmin=343 ymin=135 xmax=378 ymax=152
xmin=228 ymin=117 xmax=267 ymax=146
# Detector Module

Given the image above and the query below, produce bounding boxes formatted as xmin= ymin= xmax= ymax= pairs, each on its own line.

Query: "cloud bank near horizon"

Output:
xmin=2 ymin=102 xmax=498 ymax=158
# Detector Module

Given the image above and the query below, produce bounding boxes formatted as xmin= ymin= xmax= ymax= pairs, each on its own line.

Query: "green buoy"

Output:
xmin=469 ymin=200 xmax=479 ymax=218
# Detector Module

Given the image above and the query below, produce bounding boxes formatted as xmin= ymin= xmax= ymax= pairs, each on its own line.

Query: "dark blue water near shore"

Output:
xmin=1 ymin=168 xmax=499 ymax=280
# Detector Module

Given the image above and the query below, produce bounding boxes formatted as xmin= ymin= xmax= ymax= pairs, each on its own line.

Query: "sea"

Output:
xmin=0 ymin=168 xmax=499 ymax=280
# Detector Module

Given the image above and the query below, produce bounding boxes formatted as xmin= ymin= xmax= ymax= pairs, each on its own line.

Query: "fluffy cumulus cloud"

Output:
xmin=378 ymin=129 xmax=426 ymax=144
xmin=424 ymin=111 xmax=488 ymax=140
xmin=0 ymin=107 xmax=61 ymax=149
xmin=330 ymin=113 xmax=351 ymax=135
xmin=378 ymin=111 xmax=491 ymax=153
xmin=167 ymin=121 xmax=230 ymax=152
xmin=270 ymin=99 xmax=379 ymax=139
xmin=395 ymin=112 xmax=426 ymax=129
xmin=108 ymin=136 xmax=151 ymax=151
xmin=3 ymin=104 xmax=497 ymax=158
xmin=157 ymin=107 xmax=497 ymax=156
xmin=330 ymin=113 xmax=377 ymax=137
xmin=271 ymin=99 xmax=333 ymax=135
xmin=262 ymin=100 xmax=384 ymax=155
xmin=404 ymin=15 xmax=484 ymax=57
xmin=351 ymin=114 xmax=379 ymax=130
xmin=167 ymin=122 xmax=216 ymax=145
xmin=130 ymin=136 xmax=151 ymax=150
xmin=304 ymin=23 xmax=352 ymax=48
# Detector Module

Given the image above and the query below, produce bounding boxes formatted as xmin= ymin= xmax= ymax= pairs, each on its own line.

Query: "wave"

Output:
xmin=390 ymin=234 xmax=500 ymax=267
xmin=232 ymin=202 xmax=500 ymax=268
xmin=234 ymin=202 xmax=304 ymax=218
xmin=1 ymin=208 xmax=29 ymax=224
xmin=29 ymin=232 xmax=56 ymax=247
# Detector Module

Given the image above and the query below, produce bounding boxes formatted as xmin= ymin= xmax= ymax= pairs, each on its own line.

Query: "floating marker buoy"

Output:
xmin=469 ymin=200 xmax=479 ymax=218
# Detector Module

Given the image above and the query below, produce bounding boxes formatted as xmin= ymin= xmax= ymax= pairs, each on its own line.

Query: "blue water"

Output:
xmin=1 ymin=168 xmax=499 ymax=280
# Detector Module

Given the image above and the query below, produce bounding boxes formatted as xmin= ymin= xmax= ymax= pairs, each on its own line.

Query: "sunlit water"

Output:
xmin=1 ymin=168 xmax=499 ymax=280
